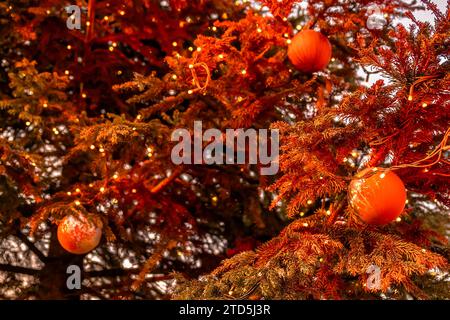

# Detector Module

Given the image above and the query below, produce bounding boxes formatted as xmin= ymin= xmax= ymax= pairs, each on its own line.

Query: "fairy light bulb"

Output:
xmin=408 ymin=95 xmax=413 ymax=101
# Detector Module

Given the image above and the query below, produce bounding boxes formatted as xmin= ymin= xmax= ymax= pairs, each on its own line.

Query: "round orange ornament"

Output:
xmin=57 ymin=213 xmax=103 ymax=254
xmin=348 ymin=168 xmax=406 ymax=225
xmin=287 ymin=29 xmax=332 ymax=73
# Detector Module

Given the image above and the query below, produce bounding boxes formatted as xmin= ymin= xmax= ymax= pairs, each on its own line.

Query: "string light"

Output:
xmin=257 ymin=28 xmax=262 ymax=33
xmin=132 ymin=189 xmax=137 ymax=193
xmin=241 ymin=69 xmax=247 ymax=75
xmin=172 ymin=41 xmax=178 ymax=47
xmin=90 ymin=144 xmax=95 ymax=150
xmin=307 ymin=199 xmax=313 ymax=205
xmin=396 ymin=217 xmax=401 ymax=222
xmin=300 ymin=212 xmax=305 ymax=217
xmin=43 ymin=103 xmax=48 ymax=108
xmin=188 ymin=47 xmax=194 ymax=52
xmin=172 ymin=74 xmax=177 ymax=80
xmin=212 ymin=26 xmax=217 ymax=31
xmin=286 ymin=39 xmax=292 ymax=44
xmin=67 ymin=191 xmax=72 ymax=196
xmin=408 ymin=95 xmax=413 ymax=101
xmin=64 ymin=70 xmax=70 ymax=75
xmin=119 ymin=10 xmax=125 ymax=16
xmin=82 ymin=93 xmax=87 ymax=99
xmin=67 ymin=45 xmax=72 ymax=50
xmin=75 ymin=188 xmax=81 ymax=193
xmin=188 ymin=89 xmax=193 ymax=94
xmin=75 ymin=200 xmax=81 ymax=206
xmin=326 ymin=210 xmax=331 ymax=215
xmin=25 ymin=121 xmax=31 ymax=126
xmin=100 ymin=187 xmax=105 ymax=193
xmin=422 ymin=102 xmax=428 ymax=108
xmin=113 ymin=173 xmax=119 ymax=179
xmin=218 ymin=54 xmax=224 ymax=60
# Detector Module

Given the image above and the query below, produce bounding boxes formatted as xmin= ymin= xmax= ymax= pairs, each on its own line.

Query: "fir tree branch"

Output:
xmin=15 ymin=231 xmax=48 ymax=263
xmin=0 ymin=263 xmax=40 ymax=276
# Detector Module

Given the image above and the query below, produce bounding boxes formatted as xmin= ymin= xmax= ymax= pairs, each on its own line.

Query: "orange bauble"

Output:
xmin=349 ymin=168 xmax=406 ymax=225
xmin=57 ymin=213 xmax=103 ymax=254
xmin=287 ymin=29 xmax=332 ymax=73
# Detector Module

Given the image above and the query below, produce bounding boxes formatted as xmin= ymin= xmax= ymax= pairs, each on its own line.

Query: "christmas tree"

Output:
xmin=0 ymin=0 xmax=448 ymax=300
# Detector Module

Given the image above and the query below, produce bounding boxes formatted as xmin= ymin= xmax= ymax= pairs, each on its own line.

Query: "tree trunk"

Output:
xmin=37 ymin=227 xmax=84 ymax=300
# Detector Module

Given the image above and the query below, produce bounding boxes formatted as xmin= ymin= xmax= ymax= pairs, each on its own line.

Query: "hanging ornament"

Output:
xmin=348 ymin=168 xmax=406 ymax=225
xmin=57 ymin=213 xmax=103 ymax=254
xmin=287 ymin=29 xmax=332 ymax=73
